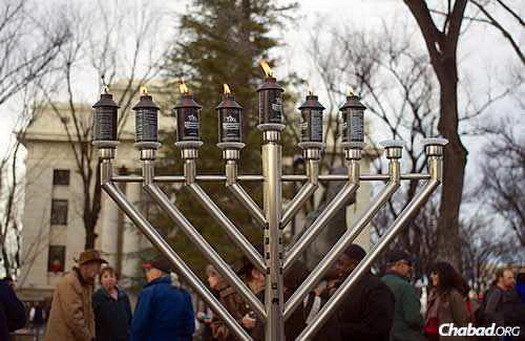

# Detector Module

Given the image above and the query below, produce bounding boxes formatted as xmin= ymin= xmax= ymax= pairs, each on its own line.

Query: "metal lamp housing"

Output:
xmin=216 ymin=95 xmax=243 ymax=143
xmin=92 ymin=93 xmax=119 ymax=142
xmin=133 ymin=94 xmax=160 ymax=143
xmin=257 ymin=77 xmax=284 ymax=125
xmin=174 ymin=94 xmax=202 ymax=142
xmin=340 ymin=94 xmax=366 ymax=143
xmin=298 ymin=94 xmax=325 ymax=143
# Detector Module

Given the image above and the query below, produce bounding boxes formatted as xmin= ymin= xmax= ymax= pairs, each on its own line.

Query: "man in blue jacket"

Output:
xmin=131 ymin=256 xmax=195 ymax=341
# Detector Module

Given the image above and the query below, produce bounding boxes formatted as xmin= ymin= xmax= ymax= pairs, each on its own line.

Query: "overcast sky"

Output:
xmin=0 ymin=0 xmax=523 ymax=194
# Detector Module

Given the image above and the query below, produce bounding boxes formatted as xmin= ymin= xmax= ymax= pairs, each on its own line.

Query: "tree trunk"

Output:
xmin=1 ymin=247 xmax=10 ymax=277
xmin=83 ymin=163 xmax=102 ymax=250
xmin=434 ymin=59 xmax=468 ymax=270
xmin=84 ymin=227 xmax=97 ymax=250
xmin=403 ymin=0 xmax=468 ymax=270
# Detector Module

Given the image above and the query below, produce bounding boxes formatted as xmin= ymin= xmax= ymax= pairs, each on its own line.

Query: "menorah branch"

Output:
xmin=188 ymin=183 xmax=266 ymax=270
xmin=281 ymin=158 xmax=320 ymax=227
xmin=283 ymin=141 xmax=404 ymax=320
xmin=100 ymin=180 xmax=252 ymax=341
xmin=283 ymin=149 xmax=362 ymax=272
xmin=145 ymin=182 xmax=267 ymax=319
xmin=296 ymin=139 xmax=446 ymax=340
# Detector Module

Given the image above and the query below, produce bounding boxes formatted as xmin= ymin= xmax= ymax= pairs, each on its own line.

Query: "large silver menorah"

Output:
xmin=92 ymin=68 xmax=447 ymax=340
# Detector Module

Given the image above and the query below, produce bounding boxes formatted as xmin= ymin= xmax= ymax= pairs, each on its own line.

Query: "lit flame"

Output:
xmin=347 ymin=87 xmax=355 ymax=96
xmin=140 ymin=86 xmax=149 ymax=95
xmin=178 ymin=79 xmax=189 ymax=94
xmin=223 ymin=83 xmax=231 ymax=95
xmin=307 ymin=88 xmax=313 ymax=96
xmin=259 ymin=59 xmax=273 ymax=77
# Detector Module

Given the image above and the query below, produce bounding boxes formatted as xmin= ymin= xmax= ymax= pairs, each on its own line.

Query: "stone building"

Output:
xmin=17 ymin=83 xmax=174 ymax=299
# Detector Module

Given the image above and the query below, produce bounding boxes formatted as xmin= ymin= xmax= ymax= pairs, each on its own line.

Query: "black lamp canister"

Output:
xmin=257 ymin=61 xmax=284 ymax=125
xmin=340 ymin=90 xmax=366 ymax=144
xmin=133 ymin=89 xmax=160 ymax=143
xmin=298 ymin=92 xmax=325 ymax=143
xmin=92 ymin=92 xmax=119 ymax=143
xmin=216 ymin=84 xmax=243 ymax=143
xmin=173 ymin=87 xmax=202 ymax=142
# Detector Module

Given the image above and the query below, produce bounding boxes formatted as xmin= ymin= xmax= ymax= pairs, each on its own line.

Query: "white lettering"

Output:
xmin=438 ymin=323 xmax=452 ymax=336
xmin=439 ymin=323 xmax=520 ymax=337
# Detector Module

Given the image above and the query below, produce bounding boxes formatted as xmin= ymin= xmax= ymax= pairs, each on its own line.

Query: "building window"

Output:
xmin=48 ymin=245 xmax=66 ymax=273
xmin=50 ymin=199 xmax=68 ymax=225
xmin=53 ymin=169 xmax=70 ymax=186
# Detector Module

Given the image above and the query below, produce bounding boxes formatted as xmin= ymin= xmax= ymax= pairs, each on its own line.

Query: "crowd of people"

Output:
xmin=1 ymin=246 xmax=524 ymax=340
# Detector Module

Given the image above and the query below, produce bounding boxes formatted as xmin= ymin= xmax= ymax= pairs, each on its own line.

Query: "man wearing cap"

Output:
xmin=44 ymin=249 xmax=107 ymax=341
xmin=335 ymin=244 xmax=395 ymax=341
xmin=131 ymin=256 xmax=195 ymax=341
xmin=381 ymin=250 xmax=425 ymax=341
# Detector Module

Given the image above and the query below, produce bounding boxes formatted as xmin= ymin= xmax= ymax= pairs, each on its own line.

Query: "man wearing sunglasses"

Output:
xmin=381 ymin=250 xmax=425 ymax=341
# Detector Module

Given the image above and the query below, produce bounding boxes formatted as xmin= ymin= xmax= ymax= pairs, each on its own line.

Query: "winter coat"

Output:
xmin=210 ymin=284 xmax=250 ymax=341
xmin=0 ymin=281 xmax=27 ymax=340
xmin=92 ymin=286 xmax=132 ymax=341
xmin=130 ymin=276 xmax=195 ymax=341
xmin=382 ymin=272 xmax=425 ymax=341
xmin=425 ymin=288 xmax=468 ymax=341
xmin=337 ymin=272 xmax=395 ymax=341
xmin=44 ymin=268 xmax=96 ymax=341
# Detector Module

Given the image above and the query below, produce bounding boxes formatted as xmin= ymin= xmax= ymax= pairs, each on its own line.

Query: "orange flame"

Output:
xmin=140 ymin=86 xmax=149 ymax=95
xmin=259 ymin=60 xmax=273 ymax=77
xmin=178 ymin=79 xmax=189 ymax=94
xmin=223 ymin=83 xmax=231 ymax=95
xmin=347 ymin=87 xmax=355 ymax=96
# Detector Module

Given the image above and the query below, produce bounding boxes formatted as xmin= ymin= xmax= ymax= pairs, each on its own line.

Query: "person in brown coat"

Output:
xmin=204 ymin=265 xmax=250 ymax=341
xmin=44 ymin=250 xmax=107 ymax=341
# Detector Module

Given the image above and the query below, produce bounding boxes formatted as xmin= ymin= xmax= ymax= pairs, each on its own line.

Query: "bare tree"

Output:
xmin=309 ymin=22 xmax=441 ymax=263
xmin=459 ymin=213 xmax=519 ymax=292
xmin=481 ymin=121 xmax=525 ymax=246
xmin=469 ymin=0 xmax=524 ymax=66
xmin=0 ymin=0 xmax=70 ymax=106
xmin=401 ymin=0 xmax=471 ymax=268
xmin=35 ymin=0 xmax=167 ymax=249
xmin=0 ymin=85 xmax=42 ymax=277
